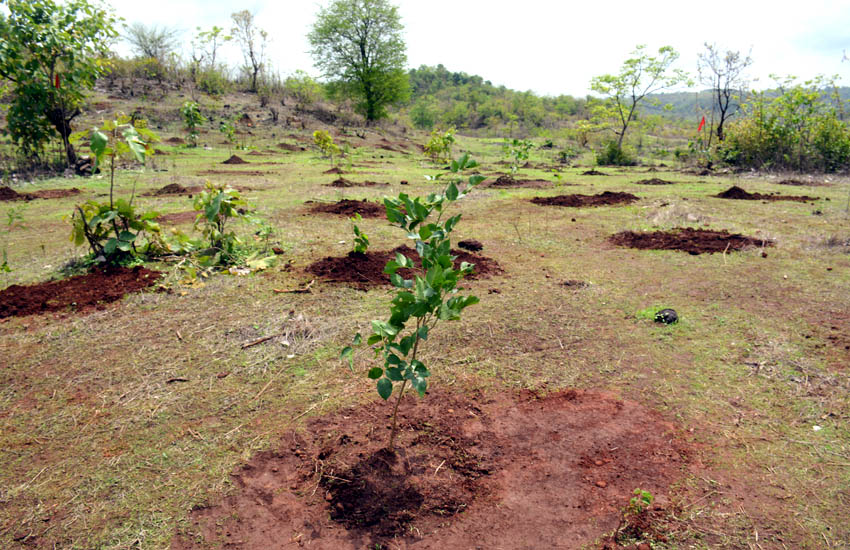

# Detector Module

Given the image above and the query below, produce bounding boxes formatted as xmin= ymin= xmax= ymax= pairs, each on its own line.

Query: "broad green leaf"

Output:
xmin=367 ymin=367 xmax=383 ymax=379
xmin=385 ymin=367 xmax=404 ymax=381
xmin=411 ymin=377 xmax=428 ymax=396
xmin=103 ymin=237 xmax=117 ymax=256
xmin=445 ymin=182 xmax=459 ymax=201
xmin=377 ymin=378 xmax=393 ymax=400
xmin=90 ymin=129 xmax=108 ymax=164
xmin=118 ymin=230 xmax=136 ymax=242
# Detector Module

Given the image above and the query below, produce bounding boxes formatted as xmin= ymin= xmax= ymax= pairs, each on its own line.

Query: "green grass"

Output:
xmin=1 ymin=91 xmax=849 ymax=549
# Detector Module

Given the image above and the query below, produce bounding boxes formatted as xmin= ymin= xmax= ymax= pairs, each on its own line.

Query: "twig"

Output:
xmin=433 ymin=459 xmax=446 ymax=477
xmin=241 ymin=334 xmax=278 ymax=349
xmin=175 ymin=330 xmax=183 ymax=342
xmin=273 ymin=279 xmax=315 ymax=294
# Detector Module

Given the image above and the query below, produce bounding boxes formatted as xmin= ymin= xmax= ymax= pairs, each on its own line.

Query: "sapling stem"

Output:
xmin=388 ymin=317 xmax=423 ymax=451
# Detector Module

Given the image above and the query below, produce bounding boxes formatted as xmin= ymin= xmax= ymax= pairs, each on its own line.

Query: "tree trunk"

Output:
xmin=46 ymin=107 xmax=79 ymax=167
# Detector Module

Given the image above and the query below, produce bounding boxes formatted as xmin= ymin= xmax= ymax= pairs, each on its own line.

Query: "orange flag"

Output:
xmin=54 ymin=75 xmax=60 ymax=89
xmin=697 ymin=115 xmax=705 ymax=132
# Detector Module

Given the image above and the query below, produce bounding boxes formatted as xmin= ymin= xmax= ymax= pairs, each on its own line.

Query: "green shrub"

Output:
xmin=424 ymin=126 xmax=455 ymax=163
xmin=596 ymin=140 xmax=636 ymax=166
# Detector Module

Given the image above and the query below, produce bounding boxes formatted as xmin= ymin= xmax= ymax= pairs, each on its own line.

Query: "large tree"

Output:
xmin=308 ymin=0 xmax=409 ymax=121
xmin=590 ymin=45 xmax=689 ymax=149
xmin=698 ymin=43 xmax=752 ymax=144
xmin=0 ymin=0 xmax=117 ymax=166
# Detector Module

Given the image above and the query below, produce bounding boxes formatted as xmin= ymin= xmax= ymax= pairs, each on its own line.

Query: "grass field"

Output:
xmin=1 ymin=97 xmax=849 ymax=549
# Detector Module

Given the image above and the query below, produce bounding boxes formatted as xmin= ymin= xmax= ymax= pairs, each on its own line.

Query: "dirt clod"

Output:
xmin=222 ymin=155 xmax=248 ymax=165
xmin=308 ymin=199 xmax=384 ymax=218
xmin=635 ymin=178 xmax=674 ymax=185
xmin=458 ymin=239 xmax=484 ymax=252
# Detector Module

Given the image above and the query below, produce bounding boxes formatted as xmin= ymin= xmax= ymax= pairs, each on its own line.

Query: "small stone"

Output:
xmin=594 ymin=460 xmax=604 ymax=466
xmin=595 ymin=480 xmax=607 ymax=488
xmin=325 ymin=491 xmax=333 ymax=501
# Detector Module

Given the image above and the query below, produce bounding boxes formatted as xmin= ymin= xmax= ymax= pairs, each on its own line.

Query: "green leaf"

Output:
xmin=367 ymin=333 xmax=383 ymax=346
xmin=390 ymin=273 xmax=406 ymax=288
xmin=352 ymin=333 xmax=362 ymax=346
xmin=418 ymin=326 xmax=429 ymax=340
xmin=103 ymin=237 xmax=117 ymax=256
xmin=118 ymin=230 xmax=136 ymax=242
xmin=91 ymin=129 xmax=108 ymax=164
xmin=411 ymin=377 xmax=428 ymax=396
xmin=385 ymin=367 xmax=404 ymax=381
xmin=377 ymin=378 xmax=393 ymax=400
xmin=445 ymin=182 xmax=459 ymax=201
xmin=386 ymin=353 xmax=403 ymax=365
xmin=205 ymin=192 xmax=223 ymax=221
xmin=367 ymin=367 xmax=383 ymax=379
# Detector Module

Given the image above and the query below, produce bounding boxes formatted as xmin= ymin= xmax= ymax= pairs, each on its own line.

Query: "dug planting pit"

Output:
xmin=488 ymin=174 xmax=553 ymax=188
xmin=634 ymin=178 xmax=675 ymax=185
xmin=0 ymin=266 xmax=161 ymax=318
xmin=609 ymin=228 xmax=773 ymax=255
xmin=307 ymin=199 xmax=385 ymax=218
xmin=0 ymin=186 xmax=82 ymax=201
xmin=306 ymin=245 xmax=501 ymax=289
xmin=172 ymin=389 xmax=691 ymax=550
xmin=531 ymin=191 xmax=639 ymax=208
xmin=715 ymin=186 xmax=819 ymax=202
xmin=327 ymin=178 xmax=389 ymax=188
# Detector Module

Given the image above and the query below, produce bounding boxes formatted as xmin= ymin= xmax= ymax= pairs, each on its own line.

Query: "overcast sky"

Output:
xmin=110 ymin=0 xmax=850 ymax=97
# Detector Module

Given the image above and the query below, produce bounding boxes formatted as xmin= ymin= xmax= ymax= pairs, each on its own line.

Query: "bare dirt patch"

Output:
xmin=307 ymin=199 xmax=385 ymax=218
xmin=277 ymin=142 xmax=306 ymax=152
xmin=327 ymin=178 xmax=388 ymax=188
xmin=489 ymin=174 xmax=552 ymax=189
xmin=634 ymin=178 xmax=675 ymax=185
xmin=0 ymin=266 xmax=161 ymax=318
xmin=531 ymin=191 xmax=639 ymax=208
xmin=196 ymin=170 xmax=264 ymax=177
xmin=171 ymin=389 xmax=690 ymax=550
xmin=144 ymin=183 xmax=201 ymax=196
xmin=166 ymin=136 xmax=185 ymax=144
xmin=609 ymin=228 xmax=772 ymax=255
xmin=458 ymin=239 xmax=484 ymax=252
xmin=0 ymin=187 xmax=82 ymax=201
xmin=776 ymin=178 xmax=832 ymax=187
xmin=581 ymin=169 xmax=609 ymax=176
xmin=306 ymin=245 xmax=501 ymax=288
xmin=715 ymin=186 xmax=818 ymax=202
xmin=323 ymin=167 xmax=346 ymax=174
xmin=222 ymin=155 xmax=248 ymax=165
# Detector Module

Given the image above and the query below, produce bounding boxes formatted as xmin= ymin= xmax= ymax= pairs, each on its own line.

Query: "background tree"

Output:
xmin=590 ymin=45 xmax=689 ymax=149
xmin=698 ymin=43 xmax=753 ymax=144
xmin=308 ymin=0 xmax=409 ymax=122
xmin=0 ymin=0 xmax=117 ymax=166
xmin=124 ymin=22 xmax=180 ymax=64
xmin=230 ymin=10 xmax=267 ymax=93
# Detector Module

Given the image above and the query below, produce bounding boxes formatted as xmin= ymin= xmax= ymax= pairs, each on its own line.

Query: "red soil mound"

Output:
xmin=222 ymin=155 xmax=248 ymax=165
xmin=0 ymin=266 xmax=161 ymax=318
xmin=716 ymin=186 xmax=818 ymax=202
xmin=308 ymin=199 xmax=385 ymax=218
xmin=328 ymin=178 xmax=387 ymax=188
xmin=609 ymin=227 xmax=772 ymax=255
xmin=531 ymin=191 xmax=639 ymax=207
xmin=172 ymin=389 xmax=691 ymax=550
xmin=634 ymin=178 xmax=675 ymax=185
xmin=306 ymin=245 xmax=501 ymax=288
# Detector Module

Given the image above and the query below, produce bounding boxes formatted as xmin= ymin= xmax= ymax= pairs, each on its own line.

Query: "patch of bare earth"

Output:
xmin=531 ymin=192 xmax=639 ymax=208
xmin=609 ymin=228 xmax=772 ymax=255
xmin=327 ymin=178 xmax=388 ymax=188
xmin=634 ymin=178 xmax=675 ymax=185
xmin=0 ymin=187 xmax=81 ymax=201
xmin=171 ymin=389 xmax=691 ymax=550
xmin=488 ymin=174 xmax=552 ymax=188
xmin=307 ymin=199 xmax=385 ymax=218
xmin=306 ymin=246 xmax=501 ymax=289
xmin=715 ymin=186 xmax=818 ymax=202
xmin=0 ymin=266 xmax=161 ymax=318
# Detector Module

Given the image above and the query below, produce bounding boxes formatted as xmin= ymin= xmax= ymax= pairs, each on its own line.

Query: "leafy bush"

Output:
xmin=313 ymin=129 xmax=340 ymax=166
xmin=424 ymin=126 xmax=455 ymax=163
xmin=596 ymin=140 xmax=636 ymax=166
xmin=503 ymin=138 xmax=534 ymax=174
xmin=341 ymin=153 xmax=484 ymax=450
xmin=69 ymin=115 xmax=163 ymax=263
xmin=192 ymin=181 xmax=251 ymax=265
xmin=350 ymin=213 xmax=369 ymax=254
xmin=284 ymin=70 xmax=323 ymax=110
xmin=180 ymin=101 xmax=206 ymax=147
xmin=197 ymin=68 xmax=230 ymax=96
xmin=720 ymin=77 xmax=850 ymax=173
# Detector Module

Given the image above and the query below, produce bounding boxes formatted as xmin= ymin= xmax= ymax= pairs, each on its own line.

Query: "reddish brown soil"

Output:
xmin=306 ymin=245 xmax=501 ymax=288
xmin=634 ymin=178 xmax=675 ymax=185
xmin=531 ymin=191 xmax=639 ymax=208
xmin=327 ymin=178 xmax=388 ymax=188
xmin=166 ymin=136 xmax=185 ymax=144
xmin=144 ymin=183 xmax=202 ymax=196
xmin=222 ymin=155 xmax=248 ymax=165
xmin=715 ymin=186 xmax=818 ymax=202
xmin=489 ymin=174 xmax=552 ymax=188
xmin=277 ymin=142 xmax=305 ymax=152
xmin=582 ymin=169 xmax=609 ymax=176
xmin=157 ymin=211 xmax=197 ymax=225
xmin=323 ymin=167 xmax=346 ymax=174
xmin=0 ymin=266 xmax=161 ymax=318
xmin=0 ymin=187 xmax=81 ymax=201
xmin=171 ymin=389 xmax=691 ymax=550
xmin=154 ymin=149 xmax=169 ymax=155
xmin=196 ymin=170 xmax=264 ymax=177
xmin=609 ymin=228 xmax=773 ymax=255
xmin=458 ymin=239 xmax=484 ymax=252
xmin=308 ymin=199 xmax=385 ymax=218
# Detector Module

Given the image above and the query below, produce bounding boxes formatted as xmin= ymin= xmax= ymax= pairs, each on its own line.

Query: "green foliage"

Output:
xmin=628 ymin=488 xmax=654 ymax=515
xmin=219 ymin=117 xmax=236 ymax=149
xmin=308 ymin=0 xmax=409 ymax=121
xmin=340 ymin=153 xmax=485 ymax=450
xmin=503 ymin=138 xmax=534 ymax=174
xmin=69 ymin=115 xmax=161 ymax=263
xmin=424 ymin=127 xmax=456 ymax=163
xmin=351 ymin=213 xmax=369 ymax=254
xmin=0 ymin=0 xmax=118 ymax=164
xmin=590 ymin=45 xmax=689 ymax=149
xmin=410 ymin=95 xmax=439 ymax=129
xmin=313 ymin=129 xmax=341 ymax=166
xmin=284 ymin=70 xmax=324 ymax=110
xmin=192 ymin=181 xmax=251 ymax=265
xmin=720 ymin=76 xmax=850 ymax=172
xmin=180 ymin=101 xmax=207 ymax=147
xmin=1 ymin=204 xmax=26 ymax=273
xmin=196 ymin=68 xmax=230 ymax=96
xmin=596 ymin=140 xmax=636 ymax=166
